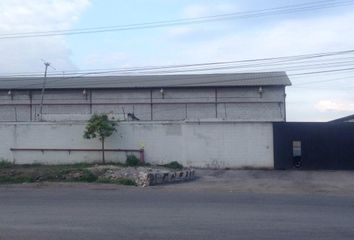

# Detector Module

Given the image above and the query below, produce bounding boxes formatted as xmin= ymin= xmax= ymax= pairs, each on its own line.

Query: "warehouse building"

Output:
xmin=0 ymin=72 xmax=289 ymax=122
xmin=0 ymin=72 xmax=291 ymax=168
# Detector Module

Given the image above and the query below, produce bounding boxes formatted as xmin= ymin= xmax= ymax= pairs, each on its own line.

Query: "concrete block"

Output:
xmin=145 ymin=169 xmax=196 ymax=186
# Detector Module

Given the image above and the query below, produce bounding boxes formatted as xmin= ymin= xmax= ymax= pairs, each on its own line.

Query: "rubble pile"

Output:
xmin=90 ymin=165 xmax=195 ymax=187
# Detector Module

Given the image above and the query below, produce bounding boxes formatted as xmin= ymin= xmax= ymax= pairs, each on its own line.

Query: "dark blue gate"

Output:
xmin=273 ymin=122 xmax=354 ymax=170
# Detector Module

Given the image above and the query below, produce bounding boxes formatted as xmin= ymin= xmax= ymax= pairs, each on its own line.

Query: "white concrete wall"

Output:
xmin=0 ymin=121 xmax=274 ymax=168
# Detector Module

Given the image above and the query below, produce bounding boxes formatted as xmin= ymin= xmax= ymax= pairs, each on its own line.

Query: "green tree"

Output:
xmin=83 ymin=114 xmax=117 ymax=164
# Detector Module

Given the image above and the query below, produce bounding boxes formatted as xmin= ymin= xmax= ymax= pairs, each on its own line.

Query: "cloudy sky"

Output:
xmin=0 ymin=0 xmax=354 ymax=121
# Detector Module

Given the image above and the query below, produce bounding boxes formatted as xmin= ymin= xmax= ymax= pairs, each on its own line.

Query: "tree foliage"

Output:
xmin=83 ymin=114 xmax=117 ymax=164
xmin=83 ymin=114 xmax=116 ymax=140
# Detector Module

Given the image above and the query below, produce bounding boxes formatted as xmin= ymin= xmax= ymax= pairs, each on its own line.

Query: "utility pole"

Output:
xmin=39 ymin=62 xmax=50 ymax=121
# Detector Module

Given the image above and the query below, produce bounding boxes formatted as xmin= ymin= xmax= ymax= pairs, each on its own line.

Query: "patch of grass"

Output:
xmin=117 ymin=178 xmax=137 ymax=186
xmin=56 ymin=169 xmax=98 ymax=182
xmin=20 ymin=163 xmax=44 ymax=169
xmin=69 ymin=162 xmax=94 ymax=168
xmin=0 ymin=159 xmax=13 ymax=169
xmin=0 ymin=162 xmax=144 ymax=186
xmin=97 ymin=178 xmax=137 ymax=186
xmin=0 ymin=175 xmax=33 ymax=184
xmin=162 ymin=161 xmax=184 ymax=170
xmin=50 ymin=163 xmax=94 ymax=170
xmin=104 ymin=162 xmax=125 ymax=167
xmin=0 ymin=163 xmax=98 ymax=184
xmin=126 ymin=155 xmax=140 ymax=166
xmin=79 ymin=170 xmax=98 ymax=182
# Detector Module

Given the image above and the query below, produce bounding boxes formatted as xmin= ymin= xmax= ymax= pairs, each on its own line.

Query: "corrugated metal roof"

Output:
xmin=329 ymin=114 xmax=354 ymax=123
xmin=0 ymin=72 xmax=291 ymax=90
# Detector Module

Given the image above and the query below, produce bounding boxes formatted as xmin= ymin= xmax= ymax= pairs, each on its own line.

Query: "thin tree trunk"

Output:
xmin=101 ymin=137 xmax=105 ymax=165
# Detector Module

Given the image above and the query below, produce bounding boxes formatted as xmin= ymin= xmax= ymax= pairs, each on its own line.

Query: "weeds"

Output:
xmin=73 ymin=170 xmax=98 ymax=183
xmin=0 ymin=163 xmax=137 ymax=186
xmin=126 ymin=155 xmax=140 ymax=166
xmin=0 ymin=159 xmax=13 ymax=169
xmin=117 ymin=178 xmax=137 ymax=186
xmin=97 ymin=178 xmax=137 ymax=186
xmin=162 ymin=161 xmax=184 ymax=170
xmin=0 ymin=175 xmax=33 ymax=184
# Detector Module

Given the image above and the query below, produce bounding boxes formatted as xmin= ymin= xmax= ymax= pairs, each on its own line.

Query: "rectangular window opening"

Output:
xmin=292 ymin=141 xmax=302 ymax=157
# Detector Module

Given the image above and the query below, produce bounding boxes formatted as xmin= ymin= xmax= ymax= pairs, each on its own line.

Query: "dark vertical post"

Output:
xmin=150 ymin=89 xmax=153 ymax=121
xmin=283 ymin=87 xmax=287 ymax=121
xmin=215 ymin=88 xmax=218 ymax=118
xmin=140 ymin=149 xmax=145 ymax=164
xmin=89 ymin=90 xmax=93 ymax=114
xmin=185 ymin=103 xmax=188 ymax=119
xmin=39 ymin=62 xmax=50 ymax=121
xmin=14 ymin=106 xmax=18 ymax=122
xmin=29 ymin=91 xmax=32 ymax=121
xmin=101 ymin=137 xmax=105 ymax=164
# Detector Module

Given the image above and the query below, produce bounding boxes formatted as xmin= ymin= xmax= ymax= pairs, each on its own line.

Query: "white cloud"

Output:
xmin=160 ymin=11 xmax=354 ymax=121
xmin=171 ymin=12 xmax=354 ymax=62
xmin=0 ymin=0 xmax=90 ymax=74
xmin=315 ymin=100 xmax=354 ymax=112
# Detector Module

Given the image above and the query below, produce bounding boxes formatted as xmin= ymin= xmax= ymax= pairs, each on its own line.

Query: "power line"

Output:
xmin=112 ymin=61 xmax=354 ymax=75
xmin=4 ymin=59 xmax=352 ymax=79
xmin=0 ymin=0 xmax=353 ymax=39
xmin=54 ymin=57 xmax=354 ymax=77
xmin=293 ymin=75 xmax=354 ymax=86
xmin=0 ymin=49 xmax=354 ymax=89
xmin=1 ymin=49 xmax=354 ymax=78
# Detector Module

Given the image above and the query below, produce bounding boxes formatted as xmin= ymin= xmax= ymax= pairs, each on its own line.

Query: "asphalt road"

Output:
xmin=0 ymin=183 xmax=354 ymax=240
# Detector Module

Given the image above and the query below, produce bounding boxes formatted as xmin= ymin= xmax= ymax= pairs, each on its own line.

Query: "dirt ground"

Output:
xmin=3 ymin=169 xmax=354 ymax=196
xmin=155 ymin=169 xmax=354 ymax=195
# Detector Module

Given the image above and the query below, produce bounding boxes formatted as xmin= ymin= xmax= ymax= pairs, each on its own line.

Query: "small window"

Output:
xmin=292 ymin=141 xmax=302 ymax=157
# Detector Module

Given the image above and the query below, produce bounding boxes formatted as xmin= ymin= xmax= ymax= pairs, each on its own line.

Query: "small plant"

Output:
xmin=79 ymin=170 xmax=98 ymax=182
xmin=126 ymin=155 xmax=140 ymax=166
xmin=0 ymin=159 xmax=13 ymax=169
xmin=163 ymin=161 xmax=184 ymax=170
